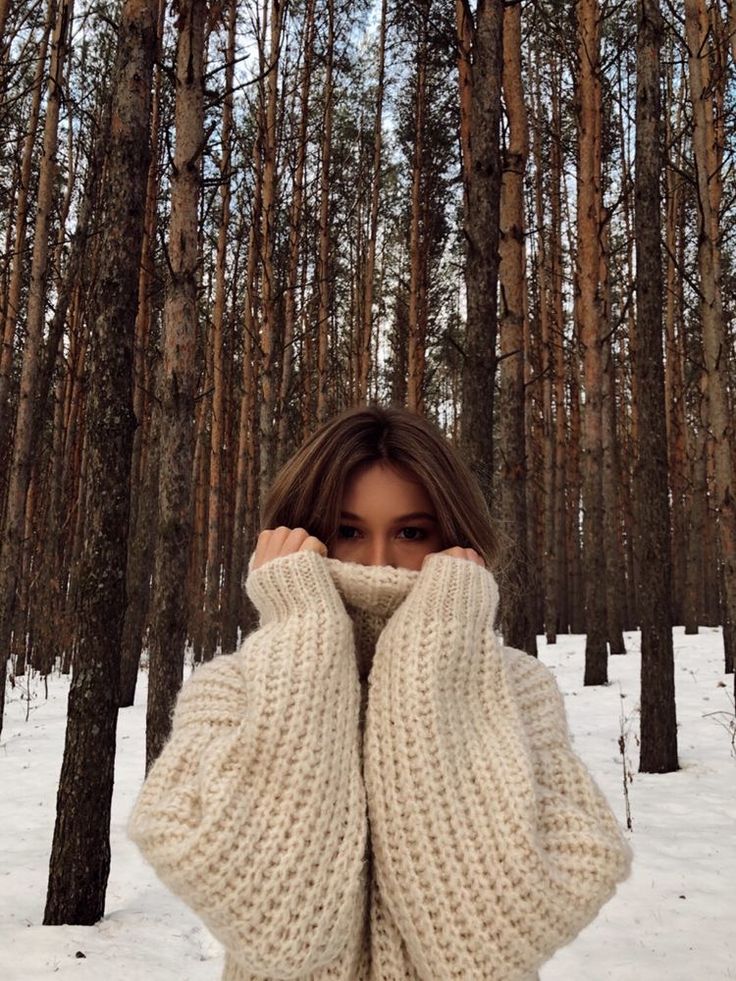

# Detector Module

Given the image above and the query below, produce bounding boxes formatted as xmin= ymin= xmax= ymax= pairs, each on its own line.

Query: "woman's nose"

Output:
xmin=369 ymin=540 xmax=392 ymax=566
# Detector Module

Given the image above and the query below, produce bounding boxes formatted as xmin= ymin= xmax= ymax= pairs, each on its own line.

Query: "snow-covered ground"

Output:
xmin=1 ymin=627 xmax=734 ymax=980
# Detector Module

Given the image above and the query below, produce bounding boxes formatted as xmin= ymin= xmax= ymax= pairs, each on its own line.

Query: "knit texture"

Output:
xmin=128 ymin=549 xmax=633 ymax=980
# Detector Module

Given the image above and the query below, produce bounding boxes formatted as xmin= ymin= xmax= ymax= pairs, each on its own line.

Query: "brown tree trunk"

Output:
xmin=531 ymin=40 xmax=557 ymax=644
xmin=601 ymin=314 xmax=626 ymax=655
xmin=278 ymin=0 xmax=315 ymax=460
xmin=258 ymin=0 xmax=284 ymax=502
xmin=0 ymin=0 xmax=53 ymax=440
xmin=550 ymin=52 xmax=569 ymax=634
xmin=43 ymin=0 xmax=156 ymax=922
xmin=634 ymin=0 xmax=678 ymax=772
xmin=203 ymin=0 xmax=236 ymax=662
xmin=407 ymin=4 xmax=428 ymax=415
xmin=498 ymin=0 xmax=533 ymax=654
xmin=460 ymin=0 xmax=504 ymax=500
xmin=0 ymin=0 xmax=72 ymax=735
xmin=576 ymin=0 xmax=608 ymax=683
xmin=316 ymin=0 xmax=334 ymax=425
xmin=224 ymin=140 xmax=263 ymax=651
xmin=358 ymin=0 xmax=387 ymax=404
xmin=685 ymin=0 xmax=736 ymax=682
xmin=455 ymin=0 xmax=473 ymax=216
xmin=664 ymin=62 xmax=687 ymax=626
xmin=145 ymin=0 xmax=206 ymax=771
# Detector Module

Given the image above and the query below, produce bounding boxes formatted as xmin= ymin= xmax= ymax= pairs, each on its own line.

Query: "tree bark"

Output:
xmin=634 ymin=0 xmax=678 ymax=772
xmin=460 ymin=0 xmax=504 ymax=502
xmin=576 ymin=0 xmax=608 ymax=682
xmin=258 ymin=0 xmax=284 ymax=501
xmin=203 ymin=0 xmax=236 ymax=662
xmin=43 ymin=0 xmax=156 ymax=921
xmin=316 ymin=0 xmax=334 ymax=425
xmin=685 ymin=0 xmax=736 ymax=684
xmin=358 ymin=0 xmax=387 ymax=404
xmin=0 ymin=0 xmax=53 ymax=440
xmin=145 ymin=0 xmax=205 ymax=770
xmin=407 ymin=3 xmax=428 ymax=415
xmin=278 ymin=0 xmax=315 ymax=460
xmin=498 ymin=0 xmax=533 ymax=654
xmin=0 ymin=0 xmax=72 ymax=736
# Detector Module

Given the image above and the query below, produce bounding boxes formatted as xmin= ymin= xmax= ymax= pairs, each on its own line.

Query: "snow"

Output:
xmin=1 ymin=627 xmax=734 ymax=980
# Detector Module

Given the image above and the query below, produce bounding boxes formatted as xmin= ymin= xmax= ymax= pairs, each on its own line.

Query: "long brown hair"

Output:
xmin=261 ymin=404 xmax=500 ymax=570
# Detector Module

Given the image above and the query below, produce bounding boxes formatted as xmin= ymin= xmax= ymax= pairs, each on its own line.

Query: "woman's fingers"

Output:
xmin=252 ymin=527 xmax=327 ymax=571
xmin=423 ymin=546 xmax=485 ymax=568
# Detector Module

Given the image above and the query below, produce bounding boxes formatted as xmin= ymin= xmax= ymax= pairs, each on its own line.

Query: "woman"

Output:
xmin=128 ymin=404 xmax=633 ymax=980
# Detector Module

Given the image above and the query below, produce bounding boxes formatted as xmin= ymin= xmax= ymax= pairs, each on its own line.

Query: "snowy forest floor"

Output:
xmin=1 ymin=628 xmax=734 ymax=981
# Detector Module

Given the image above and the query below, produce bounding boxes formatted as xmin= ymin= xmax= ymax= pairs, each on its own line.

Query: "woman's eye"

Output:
xmin=336 ymin=526 xmax=427 ymax=541
xmin=338 ymin=525 xmax=359 ymax=539
xmin=398 ymin=527 xmax=426 ymax=541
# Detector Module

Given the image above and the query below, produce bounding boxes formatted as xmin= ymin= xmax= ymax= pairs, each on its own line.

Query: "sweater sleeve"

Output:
xmin=127 ymin=548 xmax=368 ymax=979
xmin=363 ymin=552 xmax=633 ymax=981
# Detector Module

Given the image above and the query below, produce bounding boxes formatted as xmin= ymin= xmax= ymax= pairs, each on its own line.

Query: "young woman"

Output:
xmin=128 ymin=404 xmax=633 ymax=981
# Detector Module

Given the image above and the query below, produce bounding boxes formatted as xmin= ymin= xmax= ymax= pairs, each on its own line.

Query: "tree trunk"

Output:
xmin=0 ymin=0 xmax=72 ymax=736
xmin=685 ymin=0 xmax=736 ymax=685
xmin=278 ymin=0 xmax=315 ymax=460
xmin=358 ymin=0 xmax=387 ymax=404
xmin=258 ymin=0 xmax=284 ymax=502
xmin=498 ymin=0 xmax=533 ymax=654
xmin=43 ymin=0 xmax=156 ymax=922
xmin=145 ymin=0 xmax=205 ymax=771
xmin=203 ymin=0 xmax=236 ymax=663
xmin=576 ymin=0 xmax=608 ymax=683
xmin=530 ymin=41 xmax=555 ymax=643
xmin=634 ymin=0 xmax=678 ymax=772
xmin=0 ymin=0 xmax=53 ymax=440
xmin=460 ymin=0 xmax=504 ymax=502
xmin=316 ymin=0 xmax=334 ymax=425
xmin=407 ymin=4 xmax=428 ymax=415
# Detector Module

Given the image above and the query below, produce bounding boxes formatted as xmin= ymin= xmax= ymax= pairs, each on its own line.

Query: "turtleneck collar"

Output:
xmin=323 ymin=556 xmax=421 ymax=618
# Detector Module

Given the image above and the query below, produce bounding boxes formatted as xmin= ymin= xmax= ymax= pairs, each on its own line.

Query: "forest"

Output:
xmin=0 ymin=0 xmax=735 ymax=977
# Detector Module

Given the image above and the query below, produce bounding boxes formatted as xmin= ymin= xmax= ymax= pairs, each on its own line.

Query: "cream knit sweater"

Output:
xmin=128 ymin=549 xmax=633 ymax=981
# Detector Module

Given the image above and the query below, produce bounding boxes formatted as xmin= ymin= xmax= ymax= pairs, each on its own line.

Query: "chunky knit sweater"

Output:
xmin=128 ymin=549 xmax=633 ymax=981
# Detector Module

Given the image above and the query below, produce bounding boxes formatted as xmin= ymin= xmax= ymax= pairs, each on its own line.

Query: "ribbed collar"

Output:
xmin=323 ymin=557 xmax=420 ymax=618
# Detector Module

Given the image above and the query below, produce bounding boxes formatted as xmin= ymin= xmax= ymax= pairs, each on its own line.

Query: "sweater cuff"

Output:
xmin=407 ymin=552 xmax=499 ymax=626
xmin=245 ymin=547 xmax=348 ymax=623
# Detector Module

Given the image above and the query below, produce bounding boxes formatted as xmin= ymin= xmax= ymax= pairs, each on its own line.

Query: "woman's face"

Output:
xmin=327 ymin=460 xmax=443 ymax=570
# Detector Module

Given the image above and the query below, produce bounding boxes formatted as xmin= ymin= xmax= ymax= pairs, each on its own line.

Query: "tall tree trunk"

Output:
xmin=224 ymin=145 xmax=263 ymax=651
xmin=203 ymin=0 xmax=236 ymax=662
xmin=634 ymin=0 xmax=678 ymax=772
xmin=358 ymin=0 xmax=387 ymax=404
xmin=0 ymin=0 xmax=53 ymax=439
xmin=316 ymin=0 xmax=334 ymax=425
xmin=600 ymin=311 xmax=626 ymax=655
xmin=0 ymin=0 xmax=72 ymax=736
xmin=455 ymin=0 xmax=473 ymax=216
xmin=498 ymin=0 xmax=533 ymax=654
xmin=664 ymin=62 xmax=687 ymax=626
xmin=685 ymin=0 xmax=736 ymax=684
xmin=145 ymin=0 xmax=205 ymax=770
xmin=576 ymin=0 xmax=608 ymax=683
xmin=531 ymin=40 xmax=557 ymax=644
xmin=43 ymin=0 xmax=156 ymax=921
xmin=407 ymin=4 xmax=428 ymax=415
xmin=460 ymin=0 xmax=504 ymax=500
xmin=278 ymin=0 xmax=315 ymax=460
xmin=550 ymin=52 xmax=569 ymax=634
xmin=258 ymin=0 xmax=284 ymax=502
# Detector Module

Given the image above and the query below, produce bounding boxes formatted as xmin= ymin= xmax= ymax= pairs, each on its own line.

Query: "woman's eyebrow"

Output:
xmin=340 ymin=510 xmax=438 ymax=523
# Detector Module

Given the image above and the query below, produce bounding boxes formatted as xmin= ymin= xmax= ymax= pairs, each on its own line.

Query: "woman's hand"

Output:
xmin=422 ymin=546 xmax=485 ymax=568
xmin=251 ymin=526 xmax=328 ymax=572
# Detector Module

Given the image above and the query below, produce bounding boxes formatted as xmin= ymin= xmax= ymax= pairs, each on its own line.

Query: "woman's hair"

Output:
xmin=261 ymin=403 xmax=500 ymax=570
